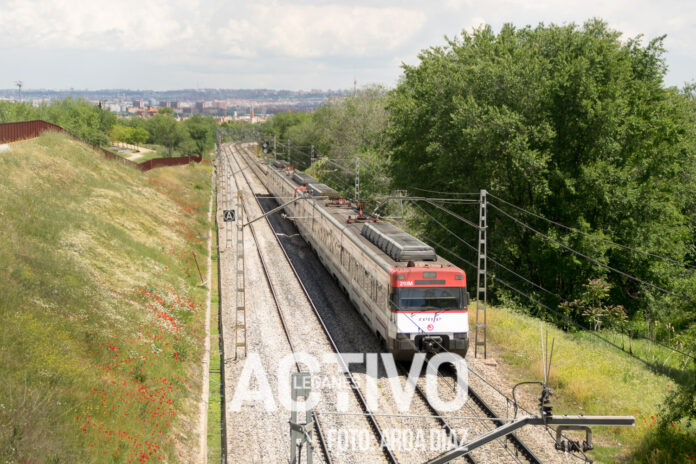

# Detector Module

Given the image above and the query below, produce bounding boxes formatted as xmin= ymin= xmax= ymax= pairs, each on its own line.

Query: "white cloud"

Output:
xmin=442 ymin=0 xmax=473 ymax=11
xmin=215 ymin=4 xmax=426 ymax=59
xmin=0 ymin=0 xmax=189 ymax=51
xmin=0 ymin=0 xmax=425 ymax=58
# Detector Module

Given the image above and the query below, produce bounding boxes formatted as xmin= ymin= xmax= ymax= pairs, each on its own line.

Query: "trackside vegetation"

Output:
xmin=472 ymin=306 xmax=695 ymax=463
xmin=259 ymin=19 xmax=696 ymax=463
xmin=0 ymin=132 xmax=212 ymax=462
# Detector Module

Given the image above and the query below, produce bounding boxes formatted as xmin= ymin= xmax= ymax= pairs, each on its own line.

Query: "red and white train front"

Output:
xmin=389 ymin=266 xmax=470 ymax=360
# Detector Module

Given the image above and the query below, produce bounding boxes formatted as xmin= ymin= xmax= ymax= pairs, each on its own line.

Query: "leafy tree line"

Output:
xmin=0 ymin=98 xmax=218 ymax=157
xmin=113 ymin=111 xmax=218 ymax=157
xmin=0 ymin=97 xmax=116 ymax=146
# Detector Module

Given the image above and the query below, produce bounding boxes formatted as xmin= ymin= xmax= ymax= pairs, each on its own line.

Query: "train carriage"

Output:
xmin=262 ymin=158 xmax=470 ymax=361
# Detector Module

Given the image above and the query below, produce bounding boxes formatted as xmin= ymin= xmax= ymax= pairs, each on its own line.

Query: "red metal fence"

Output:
xmin=0 ymin=120 xmax=203 ymax=172
xmin=139 ymin=155 xmax=203 ymax=170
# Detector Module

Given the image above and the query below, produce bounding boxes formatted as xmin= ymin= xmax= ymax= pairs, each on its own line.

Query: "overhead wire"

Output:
xmin=488 ymin=202 xmax=696 ymax=306
xmin=410 ymin=201 xmax=478 ymax=254
xmin=414 ymin=198 xmax=557 ymax=303
xmin=487 ymin=191 xmax=696 ymax=270
xmin=409 ymin=186 xmax=481 ymax=196
xmin=423 ymin=199 xmax=480 ymax=230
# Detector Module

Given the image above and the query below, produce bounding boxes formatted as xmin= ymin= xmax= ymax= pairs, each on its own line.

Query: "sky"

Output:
xmin=1 ymin=0 xmax=694 ymax=91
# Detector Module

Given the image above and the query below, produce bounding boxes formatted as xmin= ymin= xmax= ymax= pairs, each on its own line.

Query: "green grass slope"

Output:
xmin=0 ymin=132 xmax=212 ymax=463
xmin=474 ymin=307 xmax=696 ymax=463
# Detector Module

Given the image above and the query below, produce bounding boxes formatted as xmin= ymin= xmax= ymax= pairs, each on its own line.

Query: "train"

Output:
xmin=257 ymin=153 xmax=470 ymax=361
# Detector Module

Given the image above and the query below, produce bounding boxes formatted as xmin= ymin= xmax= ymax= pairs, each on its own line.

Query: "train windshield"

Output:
xmin=392 ymin=287 xmax=465 ymax=311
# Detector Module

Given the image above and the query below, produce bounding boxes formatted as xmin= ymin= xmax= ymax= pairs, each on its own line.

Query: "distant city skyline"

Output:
xmin=1 ymin=0 xmax=694 ymax=91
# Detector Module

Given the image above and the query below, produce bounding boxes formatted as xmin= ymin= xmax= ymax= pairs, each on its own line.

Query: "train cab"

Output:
xmin=389 ymin=266 xmax=470 ymax=360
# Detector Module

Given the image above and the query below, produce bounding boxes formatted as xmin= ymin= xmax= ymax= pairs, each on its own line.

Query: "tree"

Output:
xmin=184 ymin=114 xmax=217 ymax=155
xmin=561 ymin=279 xmax=625 ymax=331
xmin=262 ymin=85 xmax=392 ymax=203
xmin=387 ymin=20 xmax=696 ymax=327
xmin=263 ymin=112 xmax=312 ymax=141
xmin=146 ymin=115 xmax=187 ymax=156
xmin=129 ymin=127 xmax=149 ymax=145
xmin=111 ymin=125 xmax=150 ymax=146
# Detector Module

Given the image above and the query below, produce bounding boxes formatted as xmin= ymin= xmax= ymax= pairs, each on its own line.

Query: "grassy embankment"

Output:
xmin=0 ymin=132 xmax=212 ymax=463
xmin=475 ymin=307 xmax=696 ymax=463
xmin=207 ymin=206 xmax=223 ymax=461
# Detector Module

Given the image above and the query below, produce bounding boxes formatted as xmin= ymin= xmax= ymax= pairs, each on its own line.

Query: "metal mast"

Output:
xmin=475 ymin=189 xmax=488 ymax=358
xmin=15 ymin=81 xmax=22 ymax=102
xmin=355 ymin=158 xmax=360 ymax=205
xmin=234 ymin=190 xmax=247 ymax=359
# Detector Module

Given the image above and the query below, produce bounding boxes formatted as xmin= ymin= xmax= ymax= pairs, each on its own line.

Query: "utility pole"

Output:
xmin=396 ymin=189 xmax=408 ymax=218
xmin=234 ymin=190 xmax=247 ymax=359
xmin=310 ymin=145 xmax=315 ymax=162
xmin=355 ymin=158 xmax=360 ymax=205
xmin=15 ymin=81 xmax=22 ymax=102
xmin=273 ymin=135 xmax=277 ymax=161
xmin=475 ymin=189 xmax=487 ymax=359
xmin=288 ymin=139 xmax=292 ymax=167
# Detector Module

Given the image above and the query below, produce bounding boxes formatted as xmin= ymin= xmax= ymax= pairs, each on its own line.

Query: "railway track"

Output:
xmin=229 ymin=142 xmax=547 ymax=464
xmin=224 ymin=143 xmax=397 ymax=464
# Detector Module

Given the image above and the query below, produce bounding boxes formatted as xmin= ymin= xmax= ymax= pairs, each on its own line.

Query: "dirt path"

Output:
xmin=110 ymin=142 xmax=155 ymax=161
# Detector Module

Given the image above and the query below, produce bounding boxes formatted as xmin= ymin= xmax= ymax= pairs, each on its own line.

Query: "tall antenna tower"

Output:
xmin=15 ymin=81 xmax=23 ymax=102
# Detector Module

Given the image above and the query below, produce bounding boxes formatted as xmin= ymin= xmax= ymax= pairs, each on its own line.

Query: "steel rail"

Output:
xmin=232 ymin=143 xmax=401 ymax=464
xmin=397 ymin=363 xmax=478 ymax=464
xmin=223 ymin=145 xmax=335 ymax=464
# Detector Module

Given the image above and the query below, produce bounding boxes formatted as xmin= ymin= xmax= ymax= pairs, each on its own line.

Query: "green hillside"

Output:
xmin=0 ymin=132 xmax=212 ymax=463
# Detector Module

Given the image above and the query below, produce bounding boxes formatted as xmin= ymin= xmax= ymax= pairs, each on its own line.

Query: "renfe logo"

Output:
xmin=397 ymin=313 xmax=469 ymax=334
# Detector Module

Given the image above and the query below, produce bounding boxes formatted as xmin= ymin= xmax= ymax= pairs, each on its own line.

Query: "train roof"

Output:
xmin=269 ymin=163 xmax=460 ymax=272
xmin=306 ymin=183 xmax=340 ymax=199
xmin=292 ymin=171 xmax=318 ymax=186
xmin=361 ymin=222 xmax=437 ymax=262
